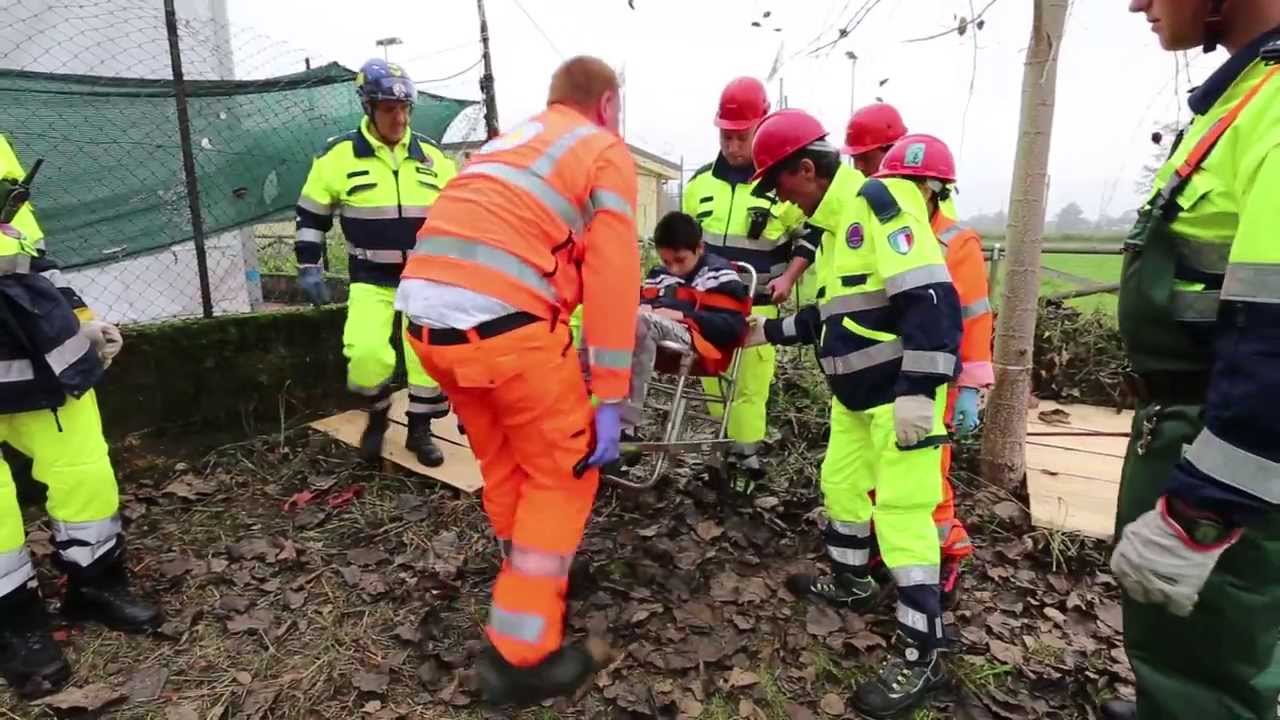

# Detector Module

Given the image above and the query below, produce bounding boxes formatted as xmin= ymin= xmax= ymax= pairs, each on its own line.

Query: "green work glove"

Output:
xmin=1110 ymin=496 xmax=1241 ymax=617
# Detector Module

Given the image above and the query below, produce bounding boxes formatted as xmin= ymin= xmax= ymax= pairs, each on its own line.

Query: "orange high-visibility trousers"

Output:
xmin=935 ymin=384 xmax=973 ymax=560
xmin=408 ymin=320 xmax=598 ymax=667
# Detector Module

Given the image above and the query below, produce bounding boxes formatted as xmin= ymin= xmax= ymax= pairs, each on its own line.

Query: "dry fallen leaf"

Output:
xmin=353 ymin=670 xmax=390 ymax=694
xmin=32 ymin=684 xmax=126 ymax=711
xmin=122 ymin=666 xmax=169 ymax=702
xmin=725 ymin=667 xmax=760 ymax=688
xmin=1097 ymin=602 xmax=1124 ymax=632
xmin=805 ymin=605 xmax=842 ymax=636
xmin=694 ymin=519 xmax=724 ymax=542
xmin=284 ymin=590 xmax=307 ymax=610
xmin=348 ymin=548 xmax=390 ymax=567
xmin=988 ymin=638 xmax=1024 ymax=665
xmin=165 ymin=705 xmax=200 ymax=720
xmin=218 ymin=595 xmax=251 ymax=614
xmin=819 ymin=692 xmax=846 ymax=716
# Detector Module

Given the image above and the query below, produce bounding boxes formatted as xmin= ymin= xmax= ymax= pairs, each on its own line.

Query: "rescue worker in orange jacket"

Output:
xmin=875 ymin=134 xmax=994 ymax=604
xmin=395 ymin=56 xmax=638 ymax=708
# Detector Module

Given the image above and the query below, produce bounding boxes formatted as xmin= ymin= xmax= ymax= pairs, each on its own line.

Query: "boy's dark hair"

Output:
xmin=653 ymin=211 xmax=704 ymax=252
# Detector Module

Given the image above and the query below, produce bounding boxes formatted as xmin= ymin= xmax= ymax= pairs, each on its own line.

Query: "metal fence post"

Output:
xmin=163 ymin=0 xmax=214 ymax=319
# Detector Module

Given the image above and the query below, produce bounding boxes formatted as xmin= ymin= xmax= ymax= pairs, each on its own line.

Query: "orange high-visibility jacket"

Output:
xmin=932 ymin=214 xmax=994 ymax=388
xmin=402 ymin=104 xmax=641 ymax=400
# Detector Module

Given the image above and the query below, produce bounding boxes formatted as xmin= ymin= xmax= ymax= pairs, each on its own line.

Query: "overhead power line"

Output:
xmin=417 ymin=57 xmax=483 ymax=84
xmin=510 ymin=0 xmax=565 ymax=59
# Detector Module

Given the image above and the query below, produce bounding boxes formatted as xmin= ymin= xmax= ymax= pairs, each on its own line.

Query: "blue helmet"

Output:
xmin=355 ymin=59 xmax=416 ymax=110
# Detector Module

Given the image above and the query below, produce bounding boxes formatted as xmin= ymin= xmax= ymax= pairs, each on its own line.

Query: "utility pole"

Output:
xmin=846 ymin=50 xmax=858 ymax=116
xmin=375 ymin=37 xmax=403 ymax=61
xmin=476 ymin=0 xmax=500 ymax=139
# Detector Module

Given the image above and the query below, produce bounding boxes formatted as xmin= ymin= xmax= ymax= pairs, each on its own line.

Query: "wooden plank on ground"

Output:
xmin=1027 ymin=469 xmax=1119 ymax=539
xmin=309 ymin=408 xmax=483 ymax=494
xmin=1024 ymin=400 xmax=1133 ymax=540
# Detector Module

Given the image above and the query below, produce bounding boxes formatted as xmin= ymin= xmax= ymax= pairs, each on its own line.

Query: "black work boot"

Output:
xmin=359 ymin=405 xmax=391 ymax=463
xmin=785 ymin=572 xmax=885 ymax=612
xmin=0 ymin=584 xmax=71 ymax=699
xmin=1100 ymin=700 xmax=1137 ymax=719
xmin=61 ymin=547 xmax=161 ymax=633
xmin=405 ymin=415 xmax=444 ymax=468
xmin=476 ymin=639 xmax=607 ymax=708
xmin=728 ymin=449 xmax=765 ymax=494
xmin=852 ymin=633 xmax=946 ymax=719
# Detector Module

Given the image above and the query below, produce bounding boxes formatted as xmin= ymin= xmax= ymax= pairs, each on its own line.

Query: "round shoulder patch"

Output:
xmin=845 ymin=222 xmax=864 ymax=249
xmin=887 ymin=227 xmax=915 ymax=255
xmin=476 ymin=119 xmax=544 ymax=155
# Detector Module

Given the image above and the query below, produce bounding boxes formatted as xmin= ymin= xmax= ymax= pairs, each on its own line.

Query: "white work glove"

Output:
xmin=1110 ymin=496 xmax=1241 ymax=617
xmin=80 ymin=320 xmax=123 ymax=368
xmin=743 ymin=315 xmax=768 ymax=348
xmin=892 ymin=394 xmax=935 ymax=448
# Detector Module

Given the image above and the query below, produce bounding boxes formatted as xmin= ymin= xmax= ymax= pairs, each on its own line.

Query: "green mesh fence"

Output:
xmin=0 ymin=62 xmax=474 ymax=269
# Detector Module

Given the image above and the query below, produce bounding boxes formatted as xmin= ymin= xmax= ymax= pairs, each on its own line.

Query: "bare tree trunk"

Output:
xmin=980 ymin=0 xmax=1069 ymax=492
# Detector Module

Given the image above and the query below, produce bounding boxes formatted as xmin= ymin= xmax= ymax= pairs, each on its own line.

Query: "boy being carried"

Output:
xmin=622 ymin=211 xmax=751 ymax=436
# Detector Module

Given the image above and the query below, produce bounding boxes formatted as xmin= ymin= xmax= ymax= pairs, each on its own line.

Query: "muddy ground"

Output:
xmin=1 ymin=363 xmax=1134 ymax=720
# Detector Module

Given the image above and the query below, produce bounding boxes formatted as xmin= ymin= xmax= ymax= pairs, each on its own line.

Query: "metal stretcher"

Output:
xmin=608 ymin=262 xmax=760 ymax=492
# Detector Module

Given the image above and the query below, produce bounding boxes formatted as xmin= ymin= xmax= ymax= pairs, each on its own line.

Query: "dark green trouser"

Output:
xmin=1117 ymin=401 xmax=1280 ymax=720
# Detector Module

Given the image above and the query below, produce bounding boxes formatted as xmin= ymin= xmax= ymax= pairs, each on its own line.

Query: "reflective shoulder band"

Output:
xmin=413 ymin=235 xmax=559 ymax=303
xmin=961 ymin=297 xmax=992 ymax=320
xmin=883 ymin=264 xmax=951 ymax=296
xmin=587 ymin=187 xmax=634 ymax=221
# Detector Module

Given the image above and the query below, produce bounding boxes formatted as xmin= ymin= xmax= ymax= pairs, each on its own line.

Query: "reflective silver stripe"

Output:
xmin=961 ymin=297 xmax=992 ymax=320
xmin=0 ymin=547 xmax=34 ymax=597
xmin=587 ymin=188 xmax=634 ymax=220
xmin=297 ymin=228 xmax=326 ymax=245
xmin=341 ymin=205 xmax=401 ymax=220
xmin=588 ymin=347 xmax=632 ymax=370
xmin=346 ymin=243 xmax=407 ymax=264
xmin=510 ymin=545 xmax=574 ymax=578
xmin=936 ymin=522 xmax=951 ymax=542
xmin=0 ymin=252 xmax=31 ymax=274
xmin=827 ymin=545 xmax=870 ymax=566
xmin=731 ymin=441 xmax=761 ymax=456
xmin=820 ymin=339 xmax=904 ymax=376
xmin=297 ymin=196 xmax=333 ymax=215
xmin=39 ymin=268 xmax=69 ymax=289
xmin=412 ymin=235 xmax=559 ymax=302
xmin=892 ymin=564 xmax=940 ymax=587
xmin=530 ymin=123 xmax=599 ymax=176
xmin=1222 ymin=263 xmax=1280 ymax=304
xmin=1185 ymin=429 xmax=1280 ymax=503
xmin=401 ymin=205 xmax=431 ymax=219
xmin=883 ymin=264 xmax=951 ymax=296
xmin=1170 ymin=289 xmax=1220 ymax=322
xmin=718 ymin=234 xmax=779 ymax=253
xmin=896 ymin=602 xmax=931 ymax=633
xmin=51 ymin=515 xmax=121 ymax=568
xmin=488 ymin=605 xmax=546 ymax=644
xmin=0 ymin=358 xmax=35 ymax=383
xmin=780 ymin=315 xmax=798 ymax=339
xmin=497 ymin=538 xmax=512 ymax=559
xmin=407 ymin=399 xmax=450 ymax=414
xmin=467 ymin=162 xmax=585 ymax=231
xmin=797 ymin=237 xmax=819 ymax=253
xmin=1174 ymin=236 xmax=1230 ymax=275
xmin=820 ymin=291 xmax=890 ymax=319
xmin=937 ymin=225 xmax=967 ymax=247
xmin=409 ymin=384 xmax=444 ymax=399
xmin=902 ymin=350 xmax=956 ymax=376
xmin=829 ymin=519 xmax=871 ymax=537
xmin=46 ymin=332 xmax=92 ymax=375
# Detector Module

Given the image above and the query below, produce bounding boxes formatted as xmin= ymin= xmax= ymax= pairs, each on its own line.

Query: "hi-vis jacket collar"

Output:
xmin=806 ymin=163 xmax=864 ymax=234
xmin=353 ymin=117 xmax=429 ymax=163
xmin=1190 ymin=23 xmax=1280 ymax=114
xmin=710 ymin=153 xmax=754 ymax=186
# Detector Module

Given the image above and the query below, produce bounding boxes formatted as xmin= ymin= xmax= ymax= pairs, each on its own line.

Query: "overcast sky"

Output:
xmin=226 ymin=0 xmax=1220 ymax=219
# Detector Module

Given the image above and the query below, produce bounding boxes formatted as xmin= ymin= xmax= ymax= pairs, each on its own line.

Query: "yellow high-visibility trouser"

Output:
xmin=343 ymin=282 xmax=447 ymax=417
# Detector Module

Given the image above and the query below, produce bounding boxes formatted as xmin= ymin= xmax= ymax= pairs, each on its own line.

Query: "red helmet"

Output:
xmin=875 ymin=133 xmax=956 ymax=183
xmin=843 ymin=103 xmax=907 ymax=156
xmin=715 ymin=77 xmax=770 ymax=130
xmin=750 ymin=109 xmax=828 ymax=183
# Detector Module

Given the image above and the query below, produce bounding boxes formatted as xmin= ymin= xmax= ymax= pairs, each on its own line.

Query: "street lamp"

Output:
xmin=845 ymin=50 xmax=858 ymax=116
xmin=375 ymin=37 xmax=403 ymax=61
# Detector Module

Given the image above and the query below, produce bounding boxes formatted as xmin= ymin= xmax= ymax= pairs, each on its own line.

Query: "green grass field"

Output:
xmin=984 ymin=234 xmax=1124 ymax=317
